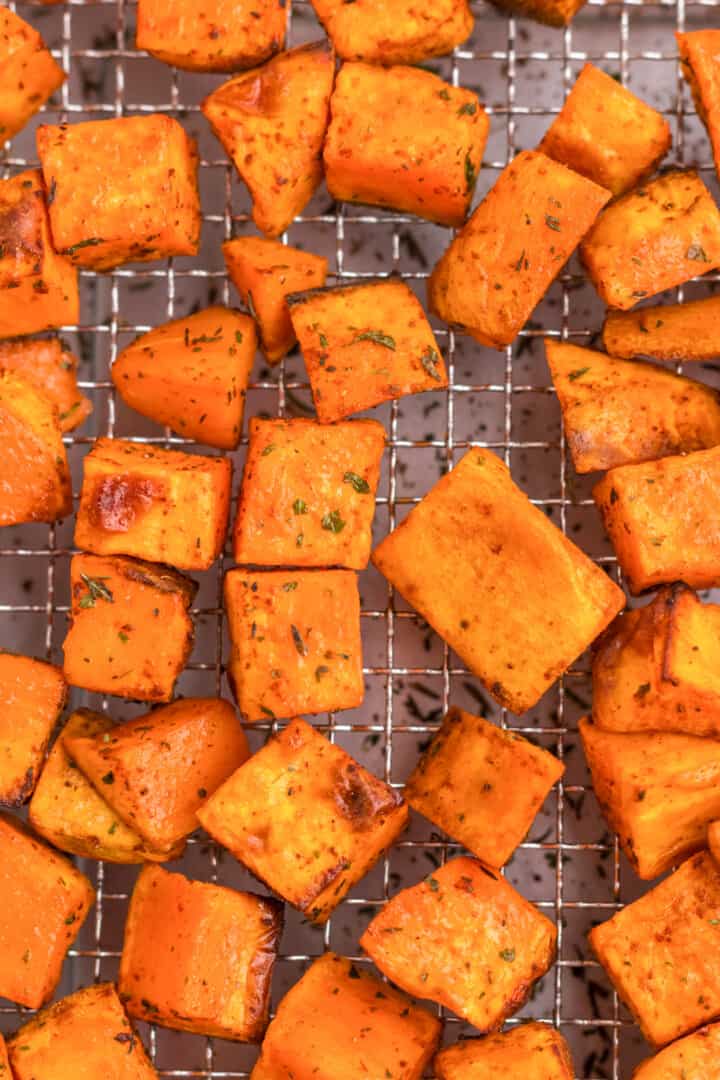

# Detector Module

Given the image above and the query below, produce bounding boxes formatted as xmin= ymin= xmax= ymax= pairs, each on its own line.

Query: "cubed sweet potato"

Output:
xmin=37 ymin=115 xmax=200 ymax=271
xmin=75 ymin=437 xmax=232 ymax=571
xmin=0 ymin=652 xmax=66 ymax=806
xmin=435 ymin=1023 xmax=574 ymax=1080
xmin=198 ymin=717 xmax=408 ymax=923
xmin=546 ymin=338 xmax=720 ymax=473
xmin=405 ymin=708 xmax=563 ymax=867
xmin=488 ymin=0 xmax=586 ymax=27
xmin=590 ymin=851 xmax=720 ymax=1046
xmin=0 ymin=169 xmax=78 ymax=337
xmin=250 ymin=951 xmax=441 ymax=1080
xmin=603 ymin=294 xmax=720 ymax=363
xmin=678 ymin=31 xmax=720 ymax=183
xmin=111 ymin=307 xmax=255 ymax=449
xmin=594 ymin=445 xmax=720 ymax=593
xmin=428 ymin=150 xmax=610 ymax=348
xmin=202 ymin=42 xmax=335 ymax=238
xmin=136 ymin=0 xmax=287 ymax=72
xmin=324 ymin=62 xmax=488 ymax=227
xmin=0 ymin=813 xmax=94 ymax=1009
xmin=0 ymin=336 xmax=90 ymax=432
xmin=62 ymin=553 xmax=196 ymax=701
xmin=224 ymin=568 xmax=364 ymax=721
xmin=361 ymin=856 xmax=557 ymax=1031
xmin=539 ymin=64 xmax=671 ymax=196
xmin=0 ymin=8 xmax=65 ymax=143
xmin=309 ymin=0 xmax=473 ymax=63
xmin=65 ymin=697 xmax=249 ymax=851
xmin=223 ymin=237 xmax=327 ymax=364
xmin=373 ymin=449 xmax=624 ymax=714
xmin=632 ymin=1024 xmax=720 ymax=1080
xmin=581 ymin=171 xmax=720 ymax=310
xmin=233 ymin=417 xmax=385 ymax=569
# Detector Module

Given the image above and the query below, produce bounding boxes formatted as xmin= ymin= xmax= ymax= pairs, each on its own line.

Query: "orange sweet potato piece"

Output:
xmin=0 ymin=336 xmax=90 ymax=432
xmin=0 ymin=652 xmax=66 ymax=806
xmin=0 ymin=8 xmax=65 ymax=143
xmin=435 ymin=1023 xmax=574 ymax=1080
xmin=603 ymin=294 xmax=720 ymax=363
xmin=633 ymin=1024 xmax=720 ymax=1080
xmin=0 ymin=1036 xmax=8 ymax=1077
xmin=678 ymin=31 xmax=720 ymax=184
xmin=309 ymin=0 xmax=473 ymax=63
xmin=488 ymin=0 xmax=586 ymax=26
xmin=202 ymin=42 xmax=335 ymax=237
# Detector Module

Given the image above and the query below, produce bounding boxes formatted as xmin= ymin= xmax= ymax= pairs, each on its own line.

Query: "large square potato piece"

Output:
xmin=435 ymin=1022 xmax=574 ymax=1079
xmin=309 ymin=0 xmax=473 ymax=63
xmin=0 ymin=652 xmax=66 ymax=806
xmin=633 ymin=1024 xmax=720 ymax=1079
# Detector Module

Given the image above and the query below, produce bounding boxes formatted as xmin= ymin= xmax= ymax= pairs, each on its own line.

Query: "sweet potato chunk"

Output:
xmin=309 ymin=0 xmax=473 ymax=63
xmin=234 ymin=417 xmax=385 ymax=569
xmin=66 ymin=697 xmax=248 ymax=851
xmin=202 ymin=42 xmax=335 ymax=238
xmin=603 ymin=294 xmax=720 ymax=363
xmin=435 ymin=1023 xmax=574 ymax=1080
xmin=324 ymin=63 xmax=488 ymax=227
xmin=223 ymin=237 xmax=327 ymax=364
xmin=120 ymin=864 xmax=283 ymax=1040
xmin=111 ymin=307 xmax=255 ymax=449
xmin=539 ymin=64 xmax=671 ymax=196
xmin=0 ymin=169 xmax=78 ymax=337
xmin=633 ymin=1024 xmax=720 ymax=1080
xmin=75 ymin=437 xmax=231 ymax=571
xmin=8 ymin=983 xmax=157 ymax=1080
xmin=0 ymin=814 xmax=94 ymax=1009
xmin=590 ymin=851 xmax=720 ymax=1046
xmin=37 ymin=115 xmax=200 ymax=271
xmin=594 ymin=445 xmax=720 ymax=593
xmin=373 ymin=448 xmax=624 ymax=714
xmin=361 ymin=856 xmax=557 ymax=1031
xmin=136 ymin=0 xmax=287 ymax=72
xmin=250 ymin=951 xmax=441 ymax=1080
xmin=546 ymin=338 xmax=720 ymax=473
xmin=62 ymin=553 xmax=196 ymax=701
xmin=0 ymin=8 xmax=65 ymax=142
xmin=581 ymin=171 xmax=720 ymax=310
xmin=428 ymin=151 xmax=610 ymax=348
xmin=198 ymin=718 xmax=408 ymax=923
xmin=0 ymin=336 xmax=90 ymax=432
xmin=0 ymin=652 xmax=66 ymax=806
xmin=488 ymin=0 xmax=586 ymax=27
xmin=678 ymin=31 xmax=720 ymax=183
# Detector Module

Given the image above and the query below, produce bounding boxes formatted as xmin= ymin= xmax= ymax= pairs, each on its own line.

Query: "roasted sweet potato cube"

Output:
xmin=428 ymin=151 xmax=610 ymax=348
xmin=0 ymin=336 xmax=90 ymax=432
xmin=678 ymin=31 xmax=720 ymax=183
xmin=0 ymin=170 xmax=78 ymax=337
xmin=603 ymin=295 xmax=720 ymax=363
xmin=373 ymin=449 xmax=624 ymax=714
xmin=111 ymin=307 xmax=255 ymax=449
xmin=8 ymin=983 xmax=157 ymax=1080
xmin=62 ymin=553 xmax=196 ymax=701
xmin=581 ymin=171 xmax=720 ymax=310
xmin=234 ymin=417 xmax=385 ymax=569
xmin=0 ymin=652 xmax=65 ymax=806
xmin=633 ymin=1024 xmax=720 ymax=1080
xmin=202 ymin=42 xmax=335 ymax=238
xmin=65 ymin=697 xmax=249 ymax=851
xmin=488 ymin=0 xmax=586 ymax=27
xmin=0 ymin=8 xmax=65 ymax=142
xmin=309 ymin=0 xmax=473 ymax=63
xmin=435 ymin=1023 xmax=574 ymax=1079
xmin=0 ymin=814 xmax=94 ymax=1009
xmin=37 ymin=115 xmax=200 ymax=271
xmin=324 ymin=63 xmax=489 ymax=228
xmin=198 ymin=718 xmax=408 ymax=923
xmin=223 ymin=237 xmax=327 ymax=364
xmin=546 ymin=338 xmax=720 ymax=473
xmin=136 ymin=0 xmax=287 ymax=72
xmin=250 ymin=951 xmax=441 ymax=1080
xmin=75 ymin=437 xmax=232 ymax=571
xmin=539 ymin=64 xmax=671 ymax=196
xmin=405 ymin=708 xmax=563 ymax=867
xmin=594 ymin=445 xmax=720 ymax=593
xmin=361 ymin=856 xmax=557 ymax=1031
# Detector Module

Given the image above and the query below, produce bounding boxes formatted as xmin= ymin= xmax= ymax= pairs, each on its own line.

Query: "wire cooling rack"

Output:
xmin=3 ymin=1 xmax=720 ymax=1076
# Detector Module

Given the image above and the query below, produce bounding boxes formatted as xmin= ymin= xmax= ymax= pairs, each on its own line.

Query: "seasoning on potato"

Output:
xmin=309 ymin=0 xmax=473 ymax=63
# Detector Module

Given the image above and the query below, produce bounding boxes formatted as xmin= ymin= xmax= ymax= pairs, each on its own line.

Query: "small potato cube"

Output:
xmin=0 ymin=336 xmax=91 ymax=432
xmin=288 ymin=280 xmax=448 ymax=422
xmin=435 ymin=1023 xmax=574 ymax=1079
xmin=37 ymin=115 xmax=200 ymax=271
xmin=137 ymin=0 xmax=287 ymax=72
xmin=234 ymin=417 xmax=385 ymax=570
xmin=0 ymin=8 xmax=64 ymax=142
xmin=324 ymin=63 xmax=489 ymax=228
xmin=678 ymin=31 xmax=720 ymax=184
xmin=0 ymin=652 xmax=66 ymax=806
xmin=633 ymin=1024 xmax=720 ymax=1080
xmin=373 ymin=449 xmax=624 ymax=714
xmin=488 ymin=0 xmax=586 ymax=27
xmin=224 ymin=237 xmax=327 ymax=364
xmin=202 ymin=43 xmax=335 ymax=238
xmin=594 ymin=445 xmax=720 ymax=593
xmin=75 ymin=437 xmax=231 ymax=571
xmin=581 ymin=171 xmax=720 ymax=310
xmin=590 ymin=851 xmax=720 ymax=1046
xmin=224 ymin=569 xmax=364 ymax=721
xmin=250 ymin=951 xmax=441 ymax=1080
xmin=111 ymin=307 xmax=255 ymax=449
xmin=8 ymin=983 xmax=157 ymax=1080
xmin=0 ymin=170 xmax=78 ymax=337
xmin=65 ymin=697 xmax=249 ymax=852
xmin=62 ymin=553 xmax=196 ymax=701
xmin=603 ymin=295 xmax=720 ymax=363
xmin=309 ymin=0 xmax=473 ymax=63
xmin=546 ymin=338 xmax=720 ymax=473
xmin=120 ymin=864 xmax=283 ymax=1040
xmin=198 ymin=718 xmax=408 ymax=923
xmin=0 ymin=814 xmax=94 ymax=1009
xmin=361 ymin=856 xmax=557 ymax=1032
xmin=539 ymin=64 xmax=671 ymax=196
xmin=428 ymin=150 xmax=610 ymax=348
